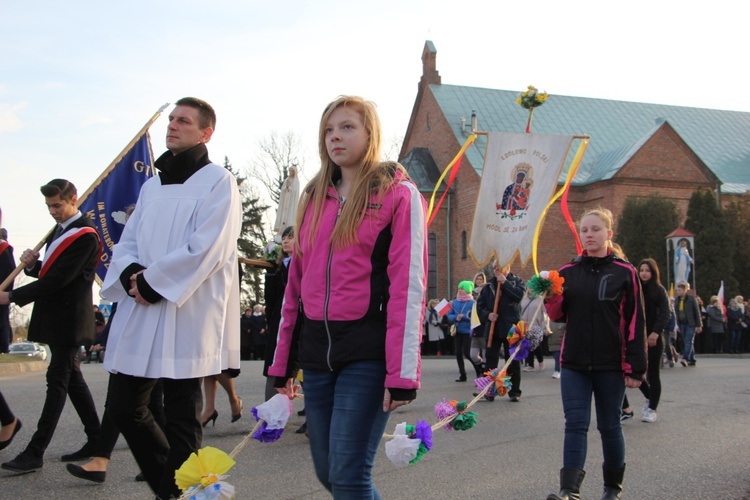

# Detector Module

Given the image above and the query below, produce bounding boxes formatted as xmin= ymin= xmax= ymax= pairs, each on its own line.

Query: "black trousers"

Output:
xmin=26 ymin=344 xmax=100 ymax=458
xmin=639 ymin=334 xmax=664 ymax=410
xmin=485 ymin=337 xmax=521 ymax=397
xmin=0 ymin=391 xmax=15 ymax=426
xmin=95 ymin=376 xmax=166 ymax=460
xmin=108 ymin=373 xmax=201 ymax=499
xmin=454 ymin=334 xmax=473 ymax=377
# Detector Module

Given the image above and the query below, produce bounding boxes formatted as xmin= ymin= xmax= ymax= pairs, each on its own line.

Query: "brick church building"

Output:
xmin=400 ymin=41 xmax=750 ymax=301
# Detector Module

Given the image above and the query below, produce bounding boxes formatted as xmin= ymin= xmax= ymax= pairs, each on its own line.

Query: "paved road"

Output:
xmin=1 ymin=356 xmax=749 ymax=499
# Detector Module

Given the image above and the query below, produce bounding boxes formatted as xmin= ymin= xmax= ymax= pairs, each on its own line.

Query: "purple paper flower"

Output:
xmin=251 ymin=407 xmax=285 ymax=443
xmin=414 ymin=420 xmax=433 ymax=451
xmin=252 ymin=421 xmax=285 ymax=443
xmin=434 ymin=400 xmax=457 ymax=421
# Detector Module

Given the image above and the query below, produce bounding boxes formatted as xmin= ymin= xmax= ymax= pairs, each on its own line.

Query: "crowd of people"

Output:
xmin=426 ymin=278 xmax=750 ymax=372
xmin=1 ymin=94 xmax=749 ymax=500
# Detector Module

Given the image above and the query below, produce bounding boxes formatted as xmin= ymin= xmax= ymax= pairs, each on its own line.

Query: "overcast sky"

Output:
xmin=2 ymin=0 xmax=747 ymax=262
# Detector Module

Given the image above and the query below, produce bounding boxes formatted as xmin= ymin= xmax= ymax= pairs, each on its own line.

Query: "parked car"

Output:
xmin=8 ymin=342 xmax=48 ymax=361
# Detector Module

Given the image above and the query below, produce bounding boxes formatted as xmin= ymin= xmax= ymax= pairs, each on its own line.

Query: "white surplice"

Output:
xmin=101 ymin=163 xmax=241 ymax=379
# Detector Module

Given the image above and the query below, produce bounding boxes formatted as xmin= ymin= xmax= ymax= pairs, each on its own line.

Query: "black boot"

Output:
xmin=601 ymin=464 xmax=625 ymax=499
xmin=547 ymin=467 xmax=585 ymax=500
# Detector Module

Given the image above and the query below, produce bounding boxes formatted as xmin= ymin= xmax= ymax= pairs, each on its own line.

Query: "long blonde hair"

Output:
xmin=296 ymin=96 xmax=408 ymax=251
xmin=579 ymin=207 xmax=626 ymax=259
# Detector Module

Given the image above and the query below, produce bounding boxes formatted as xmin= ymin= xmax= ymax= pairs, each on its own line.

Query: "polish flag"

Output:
xmin=436 ymin=298 xmax=452 ymax=316
xmin=717 ymin=281 xmax=727 ymax=318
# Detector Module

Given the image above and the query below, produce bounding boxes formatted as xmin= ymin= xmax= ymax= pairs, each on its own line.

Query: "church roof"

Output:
xmin=430 ymin=84 xmax=750 ymax=194
xmin=401 ymin=147 xmax=447 ymax=193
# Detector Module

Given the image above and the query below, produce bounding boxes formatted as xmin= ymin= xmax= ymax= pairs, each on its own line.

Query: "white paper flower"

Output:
xmin=253 ymin=393 xmax=291 ymax=430
xmin=385 ymin=422 xmax=420 ymax=467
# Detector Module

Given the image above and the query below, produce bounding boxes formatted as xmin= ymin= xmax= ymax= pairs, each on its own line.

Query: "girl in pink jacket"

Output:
xmin=269 ymin=95 xmax=427 ymax=498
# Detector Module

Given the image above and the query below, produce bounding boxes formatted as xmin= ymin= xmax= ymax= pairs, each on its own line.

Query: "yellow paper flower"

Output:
xmin=175 ymin=446 xmax=236 ymax=492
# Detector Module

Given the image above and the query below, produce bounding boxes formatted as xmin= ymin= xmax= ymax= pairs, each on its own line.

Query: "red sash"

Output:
xmin=0 ymin=241 xmax=10 ymax=255
xmin=39 ymin=227 xmax=100 ymax=278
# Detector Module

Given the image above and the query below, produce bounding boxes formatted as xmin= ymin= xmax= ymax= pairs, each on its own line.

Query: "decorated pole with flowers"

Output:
xmin=175 ymin=393 xmax=296 ymax=499
xmin=382 ymin=270 xmax=564 ymax=468
xmin=237 ymin=239 xmax=281 ymax=269
xmin=516 ymin=85 xmax=549 ymax=133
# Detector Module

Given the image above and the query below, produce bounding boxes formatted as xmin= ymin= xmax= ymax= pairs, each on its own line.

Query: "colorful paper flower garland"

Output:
xmin=383 ymin=271 xmax=563 ymax=468
xmin=175 ymin=394 xmax=293 ymax=499
xmin=383 ymin=310 xmax=542 ymax=468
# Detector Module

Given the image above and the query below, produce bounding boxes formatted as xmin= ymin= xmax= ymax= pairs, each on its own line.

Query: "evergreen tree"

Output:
xmin=684 ymin=188 xmax=736 ymax=298
xmin=617 ymin=194 xmax=679 ymax=275
xmin=724 ymin=199 xmax=750 ymax=298
xmin=223 ymin=156 xmax=270 ymax=308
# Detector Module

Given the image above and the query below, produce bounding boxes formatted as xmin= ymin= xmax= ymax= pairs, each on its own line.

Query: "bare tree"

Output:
xmin=248 ymin=131 xmax=306 ymax=207
xmin=383 ymin=134 xmax=404 ymax=162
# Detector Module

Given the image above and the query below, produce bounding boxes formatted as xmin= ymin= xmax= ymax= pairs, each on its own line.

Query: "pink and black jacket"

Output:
xmin=269 ymin=169 xmax=427 ymax=401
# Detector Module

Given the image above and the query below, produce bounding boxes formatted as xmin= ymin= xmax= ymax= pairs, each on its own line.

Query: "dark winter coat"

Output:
xmin=476 ymin=274 xmax=526 ymax=342
xmin=545 ymin=251 xmax=647 ymax=378
xmin=675 ymin=293 xmax=703 ymax=328
xmin=641 ymin=280 xmax=670 ymax=335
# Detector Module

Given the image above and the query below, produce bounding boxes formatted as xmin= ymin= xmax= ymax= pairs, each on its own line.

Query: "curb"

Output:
xmin=0 ymin=360 xmax=49 ymax=376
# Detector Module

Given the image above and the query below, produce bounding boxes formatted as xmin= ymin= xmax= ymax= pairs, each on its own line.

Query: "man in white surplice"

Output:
xmin=100 ymin=97 xmax=241 ymax=499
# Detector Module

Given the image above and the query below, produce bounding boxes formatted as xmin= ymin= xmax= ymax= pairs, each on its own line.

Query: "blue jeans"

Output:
xmin=303 ymin=360 xmax=391 ymax=499
xmin=552 ymin=351 xmax=561 ymax=372
xmin=560 ymin=368 xmax=626 ymax=470
xmin=679 ymin=321 xmax=696 ymax=362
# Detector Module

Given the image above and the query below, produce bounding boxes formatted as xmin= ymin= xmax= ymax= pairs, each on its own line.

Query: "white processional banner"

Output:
xmin=469 ymin=132 xmax=574 ymax=268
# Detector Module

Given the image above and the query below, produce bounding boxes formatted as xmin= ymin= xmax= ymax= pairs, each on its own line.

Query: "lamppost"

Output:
xmin=665 ymin=228 xmax=696 ymax=293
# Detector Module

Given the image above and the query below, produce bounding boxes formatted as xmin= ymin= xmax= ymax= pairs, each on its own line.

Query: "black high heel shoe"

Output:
xmin=0 ymin=418 xmax=21 ymax=451
xmin=202 ymin=410 xmax=218 ymax=427
xmin=231 ymin=398 xmax=243 ymax=423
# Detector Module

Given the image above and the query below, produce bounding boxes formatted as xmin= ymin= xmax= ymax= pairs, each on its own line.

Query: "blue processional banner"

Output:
xmin=79 ymin=132 xmax=155 ymax=282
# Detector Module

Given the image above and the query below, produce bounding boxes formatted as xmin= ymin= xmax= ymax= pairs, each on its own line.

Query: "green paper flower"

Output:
xmin=450 ymin=411 xmax=478 ymax=431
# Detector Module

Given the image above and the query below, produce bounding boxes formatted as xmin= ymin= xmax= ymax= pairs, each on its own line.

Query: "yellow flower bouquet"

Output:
xmin=516 ymin=85 xmax=549 ymax=133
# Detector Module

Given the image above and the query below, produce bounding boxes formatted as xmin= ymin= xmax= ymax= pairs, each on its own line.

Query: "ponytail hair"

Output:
xmin=609 ymin=241 xmax=626 ymax=260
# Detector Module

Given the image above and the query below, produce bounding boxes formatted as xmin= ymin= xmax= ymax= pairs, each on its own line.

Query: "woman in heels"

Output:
xmin=199 ymin=371 xmax=243 ymax=426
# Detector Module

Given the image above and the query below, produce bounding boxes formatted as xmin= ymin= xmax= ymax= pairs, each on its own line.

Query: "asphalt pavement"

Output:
xmin=1 ymin=355 xmax=749 ymax=499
